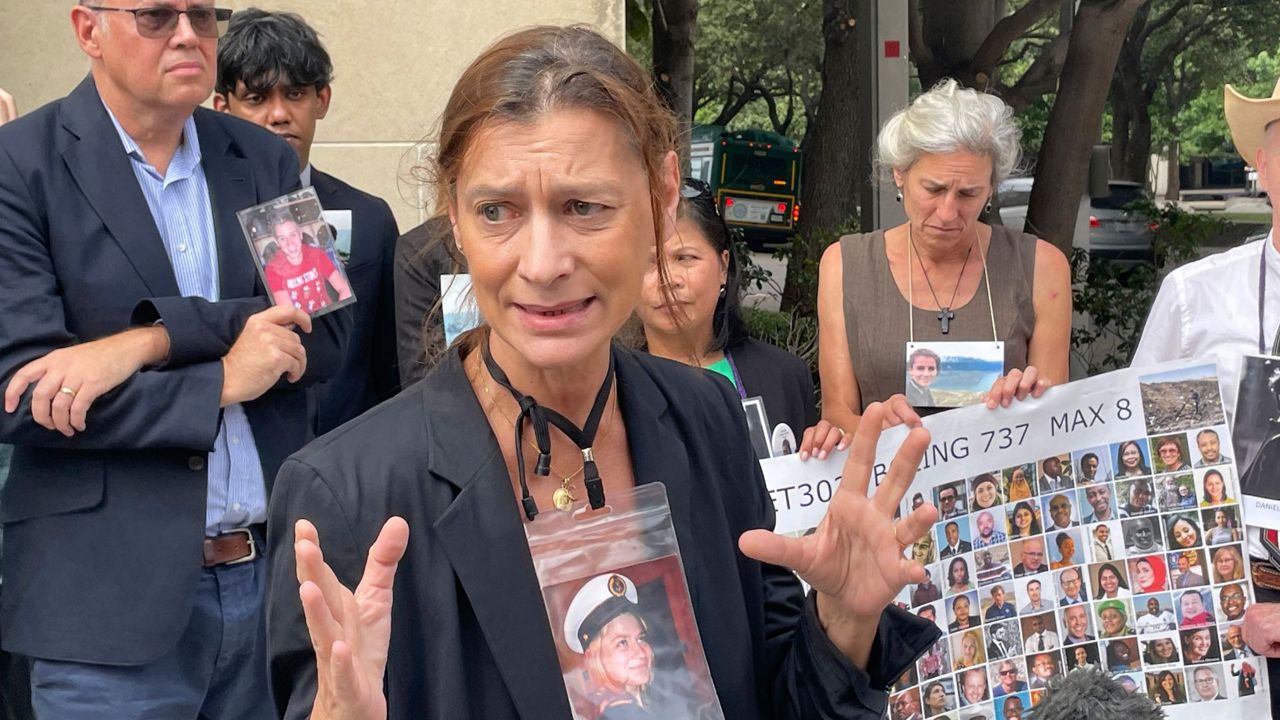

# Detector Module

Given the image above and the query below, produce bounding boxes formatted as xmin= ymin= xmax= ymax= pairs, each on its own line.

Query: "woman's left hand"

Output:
xmin=738 ymin=402 xmax=938 ymax=666
xmin=984 ymin=365 xmax=1052 ymax=409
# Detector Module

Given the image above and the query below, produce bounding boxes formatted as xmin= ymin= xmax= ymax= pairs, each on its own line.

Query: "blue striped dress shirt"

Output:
xmin=105 ymin=107 xmax=267 ymax=536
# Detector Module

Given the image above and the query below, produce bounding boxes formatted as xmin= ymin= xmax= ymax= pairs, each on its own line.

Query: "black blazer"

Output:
xmin=267 ymin=347 xmax=938 ymax=719
xmin=309 ymin=169 xmax=399 ymax=433
xmin=729 ymin=337 xmax=817 ymax=442
xmin=391 ymin=215 xmax=461 ymax=384
xmin=0 ymin=77 xmax=351 ymax=664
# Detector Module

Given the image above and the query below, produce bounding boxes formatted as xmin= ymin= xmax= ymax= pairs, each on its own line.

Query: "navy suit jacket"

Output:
xmin=0 ymin=76 xmax=351 ymax=664
xmin=309 ymin=169 xmax=399 ymax=433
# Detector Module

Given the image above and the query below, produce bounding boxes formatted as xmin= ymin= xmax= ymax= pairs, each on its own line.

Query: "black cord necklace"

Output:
xmin=908 ymin=228 xmax=973 ymax=335
xmin=482 ymin=344 xmax=614 ymax=521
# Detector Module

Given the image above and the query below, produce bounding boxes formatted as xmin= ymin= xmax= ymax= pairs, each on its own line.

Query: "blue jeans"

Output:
xmin=30 ymin=554 xmax=274 ymax=720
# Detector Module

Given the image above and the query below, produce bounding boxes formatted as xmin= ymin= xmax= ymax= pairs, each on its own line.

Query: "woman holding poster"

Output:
xmin=813 ymin=78 xmax=1070 ymax=429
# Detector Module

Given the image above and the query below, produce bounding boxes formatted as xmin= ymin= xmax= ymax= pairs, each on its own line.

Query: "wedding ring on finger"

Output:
xmin=893 ymin=523 xmax=909 ymax=550
xmin=59 ymin=387 xmax=77 ymax=398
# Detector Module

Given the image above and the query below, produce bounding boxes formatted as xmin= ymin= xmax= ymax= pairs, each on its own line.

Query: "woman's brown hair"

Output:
xmin=420 ymin=25 xmax=682 ymax=360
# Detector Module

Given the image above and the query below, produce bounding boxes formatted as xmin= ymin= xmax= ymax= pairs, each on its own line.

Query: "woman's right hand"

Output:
xmin=296 ymin=517 xmax=410 ymax=720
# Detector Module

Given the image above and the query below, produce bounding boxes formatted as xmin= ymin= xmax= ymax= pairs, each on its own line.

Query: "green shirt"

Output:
xmin=705 ymin=355 xmax=738 ymax=389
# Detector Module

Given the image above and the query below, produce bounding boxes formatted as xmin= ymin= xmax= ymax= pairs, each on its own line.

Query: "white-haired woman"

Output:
xmin=808 ymin=79 xmax=1070 ymax=442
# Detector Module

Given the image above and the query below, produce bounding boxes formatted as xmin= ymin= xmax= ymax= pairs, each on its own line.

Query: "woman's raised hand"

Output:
xmin=296 ymin=517 xmax=409 ymax=720
xmin=739 ymin=402 xmax=938 ymax=666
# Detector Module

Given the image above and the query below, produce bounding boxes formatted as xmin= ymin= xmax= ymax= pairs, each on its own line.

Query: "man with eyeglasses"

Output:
xmin=1027 ymin=651 xmax=1059 ymax=687
xmin=935 ymin=481 xmax=965 ymax=520
xmin=1058 ymin=568 xmax=1088 ymax=606
xmin=0 ymin=3 xmax=350 ymax=718
xmin=1190 ymin=666 xmax=1226 ymax=702
xmin=1043 ymin=493 xmax=1077 ymax=530
xmin=991 ymin=659 xmax=1028 ymax=697
xmin=1013 ymin=537 xmax=1046 ymax=576
xmin=214 ymin=9 xmax=400 ymax=434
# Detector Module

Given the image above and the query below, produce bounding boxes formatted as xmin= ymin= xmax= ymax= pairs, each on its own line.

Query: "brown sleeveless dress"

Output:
xmin=840 ymin=224 xmax=1036 ymax=413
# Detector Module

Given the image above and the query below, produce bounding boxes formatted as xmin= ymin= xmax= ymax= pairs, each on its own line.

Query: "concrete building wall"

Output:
xmin=0 ymin=1 xmax=625 ymax=231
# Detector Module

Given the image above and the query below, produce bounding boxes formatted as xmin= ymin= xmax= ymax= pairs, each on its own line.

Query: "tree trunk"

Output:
xmin=917 ymin=0 xmax=999 ymax=88
xmin=651 ymin=0 xmax=699 ymax=173
xmin=1124 ymin=98 xmax=1153 ymax=183
xmin=1025 ymin=0 xmax=1148 ymax=255
xmin=1108 ymin=3 xmax=1147 ymax=182
xmin=1164 ymin=139 xmax=1181 ymax=201
xmin=782 ymin=0 xmax=862 ymax=313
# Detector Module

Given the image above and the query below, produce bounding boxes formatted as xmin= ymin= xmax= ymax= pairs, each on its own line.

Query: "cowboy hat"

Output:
xmin=1225 ymin=77 xmax=1280 ymax=164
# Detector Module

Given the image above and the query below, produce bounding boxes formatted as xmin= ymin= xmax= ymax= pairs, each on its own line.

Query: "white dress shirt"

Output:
xmin=1023 ymin=629 xmax=1059 ymax=652
xmin=1132 ymin=231 xmax=1276 ymax=558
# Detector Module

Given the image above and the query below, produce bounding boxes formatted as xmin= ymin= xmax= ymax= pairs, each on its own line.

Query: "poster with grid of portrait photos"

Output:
xmin=760 ymin=360 xmax=1268 ymax=720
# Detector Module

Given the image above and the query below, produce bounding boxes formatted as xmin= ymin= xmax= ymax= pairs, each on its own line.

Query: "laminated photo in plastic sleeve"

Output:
xmin=526 ymin=483 xmax=725 ymax=720
xmin=236 ymin=187 xmax=355 ymax=318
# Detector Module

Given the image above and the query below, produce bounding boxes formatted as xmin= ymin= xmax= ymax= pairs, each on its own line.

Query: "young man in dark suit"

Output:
xmin=215 ymin=8 xmax=400 ymax=433
xmin=0 ymin=4 xmax=350 ymax=717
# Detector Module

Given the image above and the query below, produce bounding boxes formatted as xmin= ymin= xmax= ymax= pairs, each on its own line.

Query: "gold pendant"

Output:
xmin=552 ymin=486 xmax=576 ymax=512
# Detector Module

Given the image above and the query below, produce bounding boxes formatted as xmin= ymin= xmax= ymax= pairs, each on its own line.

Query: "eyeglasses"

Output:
xmin=679 ymin=177 xmax=713 ymax=199
xmin=85 ymin=6 xmax=233 ymax=39
xmin=679 ymin=177 xmax=726 ymax=221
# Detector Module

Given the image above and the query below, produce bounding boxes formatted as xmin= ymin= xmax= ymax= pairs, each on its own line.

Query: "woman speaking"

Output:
xmin=267 ymin=25 xmax=942 ymax=720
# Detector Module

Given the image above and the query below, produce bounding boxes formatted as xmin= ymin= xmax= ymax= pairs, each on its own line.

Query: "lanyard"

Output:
xmin=483 ymin=344 xmax=614 ymax=520
xmin=1260 ymin=245 xmax=1280 ymax=355
xmin=724 ymin=349 xmax=748 ymax=401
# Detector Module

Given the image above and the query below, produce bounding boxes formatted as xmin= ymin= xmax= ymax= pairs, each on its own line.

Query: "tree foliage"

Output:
xmin=692 ymin=0 xmax=823 ymax=137
xmin=1108 ymin=0 xmax=1280 ymax=184
xmin=910 ymin=0 xmax=1069 ymax=113
xmin=627 ymin=0 xmax=821 ymax=138
xmin=1172 ymin=50 xmax=1280 ymax=160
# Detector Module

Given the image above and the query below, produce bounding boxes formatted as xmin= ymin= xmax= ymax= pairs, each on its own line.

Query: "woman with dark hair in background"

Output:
xmin=1115 ymin=440 xmax=1151 ymax=478
xmin=1152 ymin=670 xmax=1185 ymax=704
xmin=635 ymin=180 xmax=816 ymax=455
xmin=970 ymin=473 xmax=1002 ymax=510
xmin=1200 ymin=469 xmax=1232 ymax=506
xmin=948 ymin=556 xmax=973 ymax=593
xmin=1009 ymin=501 xmax=1043 ymax=538
xmin=1166 ymin=514 xmax=1203 ymax=549
xmin=922 ymin=680 xmax=951 ymax=717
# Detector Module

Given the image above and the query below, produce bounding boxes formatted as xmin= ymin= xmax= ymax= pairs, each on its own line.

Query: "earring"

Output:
xmin=895 ymin=188 xmax=903 ymax=203
xmin=985 ymin=198 xmax=993 ymax=214
xmin=718 ymin=284 xmax=727 ymax=297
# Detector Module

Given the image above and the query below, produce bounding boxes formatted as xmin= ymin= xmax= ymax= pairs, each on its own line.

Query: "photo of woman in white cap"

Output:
xmin=563 ymin=573 xmax=656 ymax=719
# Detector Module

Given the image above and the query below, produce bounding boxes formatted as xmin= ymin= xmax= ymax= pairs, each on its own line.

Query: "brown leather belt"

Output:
xmin=1251 ymin=559 xmax=1280 ymax=591
xmin=203 ymin=527 xmax=261 ymax=567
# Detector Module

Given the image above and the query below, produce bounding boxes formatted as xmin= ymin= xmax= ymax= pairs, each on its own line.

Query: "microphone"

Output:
xmin=1027 ymin=667 xmax=1162 ymax=720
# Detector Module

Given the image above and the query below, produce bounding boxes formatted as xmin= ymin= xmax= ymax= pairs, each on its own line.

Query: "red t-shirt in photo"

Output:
xmin=265 ymin=243 xmax=337 ymax=314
